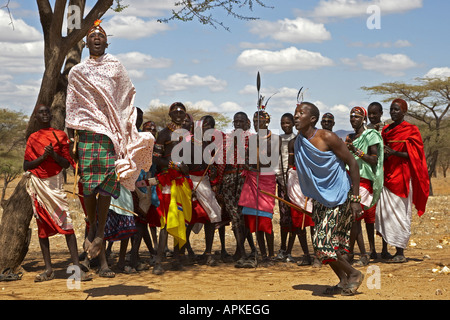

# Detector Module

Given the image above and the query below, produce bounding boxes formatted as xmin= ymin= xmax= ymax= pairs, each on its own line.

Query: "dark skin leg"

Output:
xmin=381 ymin=238 xmax=392 ymax=258
xmin=365 ymin=222 xmax=376 ymax=256
xmin=264 ymin=231 xmax=274 ymax=257
xmin=297 ymin=228 xmax=310 ymax=255
xmin=246 ymin=229 xmax=256 ymax=254
xmin=279 ymin=228 xmax=289 ymax=252
xmin=348 ymin=219 xmax=367 ymax=258
xmin=65 ymin=233 xmax=81 ymax=267
xmin=83 ymin=193 xmax=111 ymax=260
xmin=149 ymin=226 xmax=158 ymax=251
xmin=117 ymin=238 xmax=129 ymax=270
xmin=286 ymin=231 xmax=296 ymax=255
xmin=183 ymin=224 xmax=195 ymax=256
xmin=328 ymin=251 xmax=362 ymax=288
xmin=130 ymin=222 xmax=144 ymax=267
xmin=395 ymin=247 xmax=404 ymax=257
xmin=232 ymin=223 xmax=247 ymax=260
xmin=39 ymin=232 xmax=84 ymax=277
xmin=155 ymin=228 xmax=168 ymax=264
xmin=141 ymin=224 xmax=155 ymax=255
xmin=204 ymin=222 xmax=215 ymax=255
xmin=38 ymin=237 xmax=53 ymax=277
xmin=219 ymin=225 xmax=227 ymax=255
xmin=256 ymin=231 xmax=267 ymax=257
xmin=98 ymin=240 xmax=112 ymax=276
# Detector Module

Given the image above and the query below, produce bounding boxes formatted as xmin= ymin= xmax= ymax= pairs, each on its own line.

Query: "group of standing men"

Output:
xmin=23 ymin=20 xmax=430 ymax=297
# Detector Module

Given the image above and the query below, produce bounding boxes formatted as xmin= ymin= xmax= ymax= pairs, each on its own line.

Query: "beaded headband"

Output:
xmin=350 ymin=106 xmax=367 ymax=120
xmin=87 ymin=19 xmax=106 ymax=37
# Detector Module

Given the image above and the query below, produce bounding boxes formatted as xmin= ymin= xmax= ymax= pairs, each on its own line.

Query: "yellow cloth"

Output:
xmin=161 ymin=179 xmax=192 ymax=248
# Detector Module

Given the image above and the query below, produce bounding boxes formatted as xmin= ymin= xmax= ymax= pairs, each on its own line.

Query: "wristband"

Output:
xmin=349 ymin=194 xmax=361 ymax=203
xmin=355 ymin=149 xmax=365 ymax=158
xmin=169 ymin=160 xmax=181 ymax=170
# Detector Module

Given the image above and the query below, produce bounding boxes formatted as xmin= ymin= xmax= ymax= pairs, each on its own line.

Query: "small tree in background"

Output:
xmin=144 ymin=104 xmax=231 ymax=131
xmin=362 ymin=77 xmax=450 ymax=195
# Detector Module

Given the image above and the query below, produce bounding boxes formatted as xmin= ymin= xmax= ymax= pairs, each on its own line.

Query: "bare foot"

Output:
xmin=87 ymin=236 xmax=103 ymax=260
xmin=83 ymin=237 xmax=91 ymax=253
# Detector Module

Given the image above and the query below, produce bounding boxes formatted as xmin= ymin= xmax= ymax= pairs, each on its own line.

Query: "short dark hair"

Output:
xmin=200 ymin=115 xmax=215 ymax=128
xmin=234 ymin=111 xmax=249 ymax=120
xmin=169 ymin=102 xmax=186 ymax=112
xmin=281 ymin=113 xmax=294 ymax=123
xmin=299 ymin=102 xmax=319 ymax=125
xmin=368 ymin=102 xmax=383 ymax=113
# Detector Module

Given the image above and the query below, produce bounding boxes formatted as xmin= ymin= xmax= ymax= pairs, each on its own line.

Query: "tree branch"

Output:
xmin=36 ymin=0 xmax=53 ymax=40
xmin=1 ymin=0 xmax=14 ymax=30
xmin=63 ymin=0 xmax=113 ymax=50
xmin=49 ymin=0 xmax=67 ymax=47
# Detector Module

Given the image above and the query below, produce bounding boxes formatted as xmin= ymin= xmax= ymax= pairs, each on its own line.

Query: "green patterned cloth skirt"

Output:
xmin=77 ymin=130 xmax=120 ymax=199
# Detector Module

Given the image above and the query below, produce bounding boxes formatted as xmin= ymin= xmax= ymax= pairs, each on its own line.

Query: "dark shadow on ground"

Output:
xmin=84 ymin=284 xmax=160 ymax=298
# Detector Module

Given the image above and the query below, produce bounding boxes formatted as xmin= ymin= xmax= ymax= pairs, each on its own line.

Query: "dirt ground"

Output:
xmin=0 ymin=175 xmax=449 ymax=302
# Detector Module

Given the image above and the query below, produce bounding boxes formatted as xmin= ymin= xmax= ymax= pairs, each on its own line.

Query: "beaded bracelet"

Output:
xmin=168 ymin=160 xmax=177 ymax=170
xmin=349 ymin=194 xmax=361 ymax=203
xmin=355 ymin=149 xmax=365 ymax=158
xmin=169 ymin=160 xmax=183 ymax=171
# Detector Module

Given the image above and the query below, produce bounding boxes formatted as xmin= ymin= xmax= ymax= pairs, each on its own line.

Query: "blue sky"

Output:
xmin=0 ymin=0 xmax=449 ymax=132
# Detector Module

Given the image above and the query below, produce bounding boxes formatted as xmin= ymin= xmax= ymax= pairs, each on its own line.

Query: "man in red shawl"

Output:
xmin=376 ymin=98 xmax=429 ymax=263
xmin=24 ymin=105 xmax=91 ymax=282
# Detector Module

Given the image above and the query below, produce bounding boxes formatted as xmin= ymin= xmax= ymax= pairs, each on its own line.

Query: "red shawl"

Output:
xmin=382 ymin=121 xmax=429 ymax=216
xmin=24 ymin=128 xmax=75 ymax=179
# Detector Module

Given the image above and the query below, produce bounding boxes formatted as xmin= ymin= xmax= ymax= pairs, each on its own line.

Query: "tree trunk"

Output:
xmin=427 ymin=149 xmax=439 ymax=197
xmin=0 ymin=0 xmax=112 ymax=273
xmin=0 ymin=176 xmax=33 ymax=273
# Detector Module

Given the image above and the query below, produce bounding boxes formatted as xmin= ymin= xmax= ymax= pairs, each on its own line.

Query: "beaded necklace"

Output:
xmin=167 ymin=121 xmax=182 ymax=132
xmin=307 ymin=128 xmax=318 ymax=141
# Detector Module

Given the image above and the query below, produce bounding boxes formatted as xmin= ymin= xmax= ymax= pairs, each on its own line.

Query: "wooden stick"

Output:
xmin=301 ymin=197 xmax=308 ymax=230
xmin=52 ymin=130 xmax=62 ymax=147
xmin=259 ymin=189 xmax=312 ymax=217
xmin=72 ymin=162 xmax=78 ymax=199
xmin=192 ymin=163 xmax=211 ymax=193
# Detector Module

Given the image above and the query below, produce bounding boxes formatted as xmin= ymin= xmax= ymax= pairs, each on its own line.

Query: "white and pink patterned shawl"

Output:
xmin=65 ymin=53 xmax=154 ymax=191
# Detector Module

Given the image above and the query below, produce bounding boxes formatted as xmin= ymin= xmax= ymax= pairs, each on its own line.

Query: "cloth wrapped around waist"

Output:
xmin=238 ymin=170 xmax=276 ymax=233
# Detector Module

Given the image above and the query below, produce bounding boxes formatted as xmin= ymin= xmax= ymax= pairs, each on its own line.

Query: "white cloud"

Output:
xmin=185 ymin=100 xmax=216 ymax=112
xmin=424 ymin=67 xmax=450 ymax=80
xmin=115 ymin=51 xmax=172 ymax=80
xmin=220 ymin=101 xmax=242 ymax=113
xmin=249 ymin=17 xmax=331 ymax=43
xmin=349 ymin=39 xmax=412 ymax=48
xmin=103 ymin=15 xmax=172 ymax=40
xmin=0 ymin=77 xmax=41 ymax=114
xmin=310 ymin=0 xmax=423 ymax=19
xmin=341 ymin=53 xmax=418 ymax=76
xmin=0 ymin=41 xmax=44 ymax=74
xmin=313 ymin=100 xmax=353 ymax=129
xmin=0 ymin=10 xmax=42 ymax=43
xmin=159 ymin=73 xmax=227 ymax=93
xmin=148 ymin=98 xmax=166 ymax=108
xmin=0 ymin=10 xmax=44 ymax=75
xmin=236 ymin=47 xmax=334 ymax=73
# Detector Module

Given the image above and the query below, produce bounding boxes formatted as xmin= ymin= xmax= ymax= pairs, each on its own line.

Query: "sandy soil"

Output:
xmin=0 ymin=175 xmax=448 ymax=302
